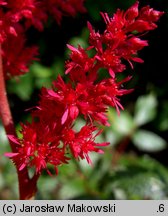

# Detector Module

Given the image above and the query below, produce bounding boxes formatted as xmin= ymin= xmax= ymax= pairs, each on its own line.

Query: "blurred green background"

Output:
xmin=0 ymin=0 xmax=168 ymax=199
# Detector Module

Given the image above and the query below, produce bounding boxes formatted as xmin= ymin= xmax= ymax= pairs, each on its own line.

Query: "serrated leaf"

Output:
xmin=133 ymin=130 xmax=167 ymax=152
xmin=134 ymin=94 xmax=157 ymax=126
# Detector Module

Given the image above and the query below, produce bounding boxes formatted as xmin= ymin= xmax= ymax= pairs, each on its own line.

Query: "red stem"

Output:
xmin=0 ymin=44 xmax=39 ymax=199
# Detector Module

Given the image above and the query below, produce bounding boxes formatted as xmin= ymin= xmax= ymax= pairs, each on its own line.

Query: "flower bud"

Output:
xmin=70 ymin=105 xmax=79 ymax=120
xmin=125 ymin=1 xmax=139 ymax=20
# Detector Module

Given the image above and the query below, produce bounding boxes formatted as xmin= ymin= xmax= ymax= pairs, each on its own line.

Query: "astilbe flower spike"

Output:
xmin=0 ymin=0 xmax=86 ymax=41
xmin=4 ymin=2 xmax=164 ymax=177
xmin=5 ymin=122 xmax=70 ymax=175
xmin=0 ymin=0 xmax=86 ymax=78
xmin=0 ymin=0 xmax=84 ymax=199
xmin=1 ymin=33 xmax=38 ymax=79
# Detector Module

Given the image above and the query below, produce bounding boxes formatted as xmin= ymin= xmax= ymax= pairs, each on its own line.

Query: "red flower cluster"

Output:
xmin=5 ymin=2 xmax=164 ymax=175
xmin=66 ymin=1 xmax=163 ymax=79
xmin=1 ymin=34 xmax=38 ymax=78
xmin=0 ymin=0 xmax=86 ymax=78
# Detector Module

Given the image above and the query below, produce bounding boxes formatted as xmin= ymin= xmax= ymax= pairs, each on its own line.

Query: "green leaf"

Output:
xmin=59 ymin=178 xmax=85 ymax=199
xmin=30 ymin=62 xmax=52 ymax=78
xmin=104 ymin=130 xmax=120 ymax=146
xmin=134 ymin=94 xmax=157 ymax=126
xmin=116 ymin=173 xmax=167 ymax=200
xmin=51 ymin=59 xmax=64 ymax=78
xmin=37 ymin=176 xmax=59 ymax=199
xmin=66 ymin=37 xmax=88 ymax=57
xmin=104 ymin=155 xmax=168 ymax=199
xmin=7 ymin=73 xmax=33 ymax=101
xmin=157 ymin=101 xmax=168 ymax=131
xmin=0 ymin=124 xmax=8 ymax=145
xmin=108 ymin=108 xmax=135 ymax=135
xmin=133 ymin=130 xmax=167 ymax=152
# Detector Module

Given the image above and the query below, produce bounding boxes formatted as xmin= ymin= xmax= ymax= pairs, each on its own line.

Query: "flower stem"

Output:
xmin=0 ymin=44 xmax=39 ymax=199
